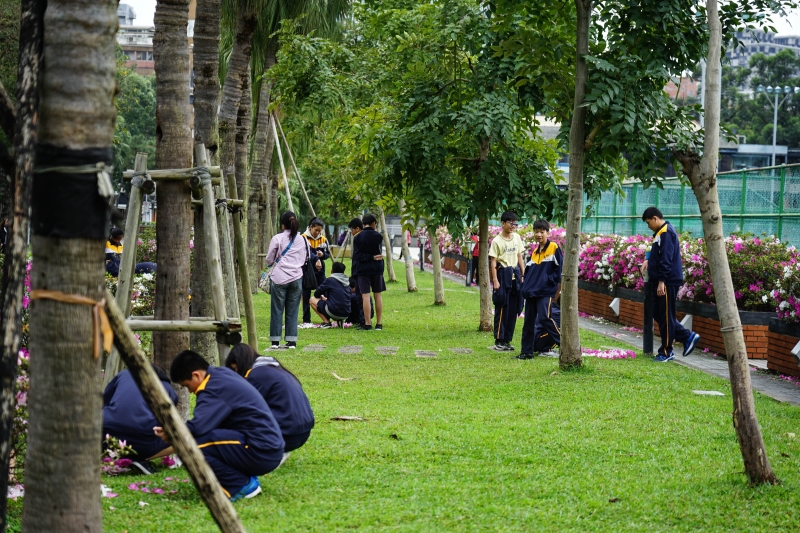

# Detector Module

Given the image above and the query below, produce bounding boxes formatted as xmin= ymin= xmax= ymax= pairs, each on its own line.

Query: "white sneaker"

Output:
xmin=278 ymin=452 xmax=291 ymax=468
xmin=298 ymin=323 xmax=314 ymax=329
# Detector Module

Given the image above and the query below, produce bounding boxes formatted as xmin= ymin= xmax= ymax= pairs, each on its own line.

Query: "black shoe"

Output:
xmin=357 ymin=324 xmax=373 ymax=331
xmin=320 ymin=322 xmax=334 ymax=329
xmin=285 ymin=341 xmax=297 ymax=349
xmin=502 ymin=343 xmax=515 ymax=352
xmin=514 ymin=353 xmax=536 ymax=360
xmin=131 ymin=460 xmax=155 ymax=475
xmin=375 ymin=324 xmax=383 ymax=330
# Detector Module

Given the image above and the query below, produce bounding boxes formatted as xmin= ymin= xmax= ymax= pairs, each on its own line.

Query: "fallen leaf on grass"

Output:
xmin=787 ymin=432 xmax=796 ymax=439
xmin=139 ymin=501 xmax=148 ymax=507
xmin=331 ymin=416 xmax=367 ymax=421
xmin=550 ymin=371 xmax=559 ymax=376
xmin=782 ymin=452 xmax=790 ymax=458
xmin=390 ymin=433 xmax=400 ymax=440
xmin=608 ymin=498 xmax=621 ymax=503
xmin=332 ymin=372 xmax=359 ymax=381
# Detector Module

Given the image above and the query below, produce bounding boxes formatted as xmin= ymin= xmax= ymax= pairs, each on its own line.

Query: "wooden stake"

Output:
xmin=104 ymin=291 xmax=247 ymax=533
xmin=123 ymin=166 xmax=221 ymax=179
xmin=226 ymin=172 xmax=258 ymax=350
xmin=103 ymin=152 xmax=148 ymax=387
xmin=269 ymin=113 xmax=294 ymax=213
xmin=274 ymin=113 xmax=315 ymax=217
xmin=214 ymin=160 xmax=240 ymax=324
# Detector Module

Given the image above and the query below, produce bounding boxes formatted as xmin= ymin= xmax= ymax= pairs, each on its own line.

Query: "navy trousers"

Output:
xmin=283 ymin=430 xmax=311 ymax=452
xmin=653 ymin=284 xmax=691 ymax=356
xmin=196 ymin=429 xmax=283 ymax=497
xmin=520 ymin=297 xmax=561 ymax=354
xmin=494 ymin=289 xmax=521 ymax=344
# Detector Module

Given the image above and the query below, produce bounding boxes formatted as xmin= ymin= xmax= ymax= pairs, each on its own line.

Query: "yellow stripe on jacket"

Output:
xmin=529 ymin=242 xmax=559 ymax=265
xmin=304 ymin=233 xmax=328 ymax=249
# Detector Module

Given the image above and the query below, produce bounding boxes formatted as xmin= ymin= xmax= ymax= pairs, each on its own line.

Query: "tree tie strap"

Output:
xmin=29 ymin=290 xmax=114 ymax=358
xmin=720 ymin=325 xmax=742 ymax=333
xmin=35 ymin=162 xmax=115 ymax=201
xmin=194 ymin=165 xmax=213 ymax=187
xmin=130 ymin=170 xmax=151 ymax=189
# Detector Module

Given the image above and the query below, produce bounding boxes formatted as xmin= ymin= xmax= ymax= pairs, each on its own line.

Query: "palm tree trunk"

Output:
xmin=232 ymin=71 xmax=251 ymax=310
xmin=673 ymin=0 xmax=775 ymax=484
xmin=190 ymin=0 xmax=220 ymax=362
xmin=478 ymin=215 xmax=492 ymax=331
xmin=21 ymin=0 xmax=116 ymax=530
xmin=559 ymin=0 xmax=592 ymax=370
xmin=152 ymin=0 xmax=192 ymax=399
xmin=427 ymin=225 xmax=445 ymax=305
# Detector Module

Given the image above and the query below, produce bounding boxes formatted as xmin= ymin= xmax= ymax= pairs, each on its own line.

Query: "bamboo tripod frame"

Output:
xmin=103 ymin=144 xmax=257 ymax=388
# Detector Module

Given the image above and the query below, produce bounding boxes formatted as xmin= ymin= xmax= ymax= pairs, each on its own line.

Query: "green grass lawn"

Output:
xmin=101 ymin=260 xmax=800 ymax=532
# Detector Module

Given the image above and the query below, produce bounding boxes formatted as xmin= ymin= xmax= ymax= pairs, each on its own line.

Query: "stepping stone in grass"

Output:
xmin=303 ymin=344 xmax=326 ymax=352
xmin=375 ymin=346 xmax=399 ymax=355
xmin=339 ymin=345 xmax=363 ymax=354
xmin=415 ymin=350 xmax=437 ymax=358
xmin=692 ymin=390 xmax=725 ymax=396
xmin=449 ymin=348 xmax=473 ymax=354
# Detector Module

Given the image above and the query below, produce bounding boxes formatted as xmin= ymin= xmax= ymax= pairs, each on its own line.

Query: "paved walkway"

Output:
xmin=579 ymin=316 xmax=800 ymax=407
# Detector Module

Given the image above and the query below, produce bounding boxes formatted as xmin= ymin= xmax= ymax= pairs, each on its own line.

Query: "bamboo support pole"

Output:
xmin=131 ymin=316 xmax=229 ymax=322
xmin=216 ymin=174 xmax=240 ymax=322
xmin=123 ymin=166 xmax=221 ymax=179
xmin=226 ymin=172 xmax=258 ymax=349
xmin=270 ymin=114 xmax=294 ymax=213
xmin=104 ymin=292 xmax=246 ymax=533
xmin=103 ymin=152 xmax=148 ymax=388
xmin=336 ymin=230 xmax=351 ymax=261
xmin=192 ymin=198 xmax=244 ymax=208
xmin=274 ymin=113 xmax=315 ymax=217
xmin=126 ymin=320 xmax=240 ymax=332
xmin=196 ymin=144 xmax=236 ymax=364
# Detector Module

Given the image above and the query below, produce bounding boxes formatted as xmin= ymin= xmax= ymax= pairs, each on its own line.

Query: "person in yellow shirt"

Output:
xmin=489 ymin=212 xmax=525 ymax=352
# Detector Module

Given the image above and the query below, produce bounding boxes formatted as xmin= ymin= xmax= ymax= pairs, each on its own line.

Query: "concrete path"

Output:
xmin=579 ymin=316 xmax=800 ymax=407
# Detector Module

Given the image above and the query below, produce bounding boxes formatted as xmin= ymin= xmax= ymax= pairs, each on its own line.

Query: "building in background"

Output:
xmin=727 ymin=30 xmax=800 ymax=68
xmin=116 ymin=4 xmax=155 ymax=76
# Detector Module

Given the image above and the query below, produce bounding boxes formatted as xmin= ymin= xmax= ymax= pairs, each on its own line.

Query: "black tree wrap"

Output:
xmin=32 ymin=144 xmax=114 ymax=239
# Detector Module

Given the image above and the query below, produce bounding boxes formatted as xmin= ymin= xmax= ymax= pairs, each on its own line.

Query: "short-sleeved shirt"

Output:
xmin=489 ymin=233 xmax=524 ymax=268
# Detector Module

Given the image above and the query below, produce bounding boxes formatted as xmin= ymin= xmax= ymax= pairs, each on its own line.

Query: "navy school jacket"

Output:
xmin=103 ymin=369 xmax=178 ymax=435
xmin=492 ymin=265 xmax=524 ymax=315
xmin=647 ymin=222 xmax=684 ymax=286
xmin=347 ymin=290 xmax=373 ymax=324
xmin=245 ymin=357 xmax=315 ymax=437
xmin=314 ymin=273 xmax=352 ymax=318
xmin=352 ymin=227 xmax=385 ymax=277
xmin=188 ymin=366 xmax=285 ymax=453
xmin=521 ymin=241 xmax=562 ymax=299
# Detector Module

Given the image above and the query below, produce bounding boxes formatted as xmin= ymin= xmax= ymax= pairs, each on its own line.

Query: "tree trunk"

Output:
xmin=673 ymin=0 xmax=775 ymax=485
xmin=233 ymin=71 xmax=251 ymax=310
xmin=478 ymin=215 xmax=492 ymax=331
xmin=379 ymin=208 xmax=397 ymax=282
xmin=153 ymin=0 xmax=192 ymax=417
xmin=0 ymin=0 xmax=42 ymax=529
xmin=559 ymin=0 xmax=591 ymax=370
xmin=190 ymin=0 xmax=221 ymax=363
xmin=427 ymin=225 xmax=445 ymax=306
xmin=398 ymin=201 xmax=417 ymax=292
xmin=21 ymin=0 xmax=116 ymax=530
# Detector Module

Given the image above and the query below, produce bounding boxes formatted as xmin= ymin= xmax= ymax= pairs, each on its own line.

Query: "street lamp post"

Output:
xmin=756 ymin=84 xmax=800 ymax=167
xmin=419 ymin=235 xmax=427 ymax=272
xmin=465 ymin=240 xmax=476 ymax=287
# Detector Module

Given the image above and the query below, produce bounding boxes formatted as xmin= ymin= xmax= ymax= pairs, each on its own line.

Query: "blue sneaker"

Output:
xmin=654 ymin=353 xmax=674 ymax=362
xmin=229 ymin=477 xmax=261 ymax=502
xmin=683 ymin=332 xmax=700 ymax=357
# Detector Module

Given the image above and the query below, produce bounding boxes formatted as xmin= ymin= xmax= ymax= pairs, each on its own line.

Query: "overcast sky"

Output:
xmin=123 ymin=0 xmax=800 ymax=35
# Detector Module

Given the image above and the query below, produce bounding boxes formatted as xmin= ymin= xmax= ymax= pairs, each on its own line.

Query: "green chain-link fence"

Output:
xmin=582 ymin=163 xmax=800 ymax=245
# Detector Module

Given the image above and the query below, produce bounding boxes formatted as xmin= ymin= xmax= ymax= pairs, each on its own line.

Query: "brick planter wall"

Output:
xmin=578 ymin=281 xmax=772 ymax=360
xmin=423 ymin=251 xmax=470 ymax=277
xmin=767 ymin=320 xmax=800 ymax=377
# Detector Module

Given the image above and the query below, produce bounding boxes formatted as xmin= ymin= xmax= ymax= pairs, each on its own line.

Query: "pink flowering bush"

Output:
xmin=102 ymin=434 xmax=137 ymax=475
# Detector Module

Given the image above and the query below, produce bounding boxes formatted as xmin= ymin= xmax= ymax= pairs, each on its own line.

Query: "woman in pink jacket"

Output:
xmin=265 ymin=211 xmax=310 ymax=349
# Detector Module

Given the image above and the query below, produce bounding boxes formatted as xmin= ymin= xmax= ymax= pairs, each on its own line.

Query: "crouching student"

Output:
xmin=309 ymin=261 xmax=351 ymax=328
xmin=518 ymin=219 xmax=562 ymax=360
xmin=103 ymin=366 xmax=178 ymax=474
xmin=346 ymin=276 xmax=374 ymax=326
xmin=157 ymin=350 xmax=285 ymax=502
xmin=225 ymin=344 xmax=315 ymax=460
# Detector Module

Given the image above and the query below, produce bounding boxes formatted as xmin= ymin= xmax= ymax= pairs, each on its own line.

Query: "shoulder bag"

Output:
xmin=260 ymin=238 xmax=294 ymax=294
xmin=302 ymin=236 xmax=320 ymax=291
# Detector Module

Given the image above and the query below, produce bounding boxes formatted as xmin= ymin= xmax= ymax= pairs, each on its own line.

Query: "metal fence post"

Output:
xmin=778 ymin=165 xmax=787 ymax=241
xmin=612 ymin=191 xmax=618 ymax=234
xmin=740 ymin=170 xmax=747 ymax=233
xmin=643 ymin=280 xmax=654 ymax=356
xmin=679 ymin=184 xmax=685 ymax=233
xmin=631 ymin=184 xmax=638 ymax=235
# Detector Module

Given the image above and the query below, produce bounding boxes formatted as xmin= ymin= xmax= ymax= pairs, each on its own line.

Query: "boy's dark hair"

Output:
xmin=110 ymin=228 xmax=124 ymax=238
xmin=500 ymin=211 xmax=518 ymax=223
xmin=641 ymin=207 xmax=663 ymax=221
xmin=152 ymin=362 xmax=169 ymax=383
xmin=170 ymin=350 xmax=210 ymax=383
xmin=224 ymin=343 xmax=258 ymax=377
xmin=533 ymin=219 xmax=550 ymax=231
xmin=308 ymin=217 xmax=324 ymax=228
xmin=348 ymin=218 xmax=363 ymax=230
xmin=280 ymin=211 xmax=300 ymax=239
xmin=331 ymin=261 xmax=346 ymax=274
xmin=362 ymin=213 xmax=377 ymax=226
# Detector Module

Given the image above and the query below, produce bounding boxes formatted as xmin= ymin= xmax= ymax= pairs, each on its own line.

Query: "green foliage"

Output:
xmin=0 ymin=0 xmax=20 ymax=146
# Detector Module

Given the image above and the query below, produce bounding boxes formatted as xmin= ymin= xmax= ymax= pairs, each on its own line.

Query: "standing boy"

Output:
xmin=352 ymin=213 xmax=385 ymax=330
xmin=157 ymin=350 xmax=285 ymax=502
xmin=518 ymin=220 xmax=562 ymax=359
xmin=489 ymin=211 xmax=525 ymax=351
xmin=640 ymin=207 xmax=700 ymax=362
xmin=301 ymin=218 xmax=330 ymax=327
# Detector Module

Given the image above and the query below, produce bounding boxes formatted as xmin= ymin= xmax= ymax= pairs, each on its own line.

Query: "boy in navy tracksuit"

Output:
xmin=225 ymin=344 xmax=315 ymax=455
xmin=352 ymin=213 xmax=386 ymax=330
xmin=518 ymin=219 xmax=562 ymax=359
xmin=103 ymin=366 xmax=178 ymax=474
xmin=309 ymin=261 xmax=352 ymax=327
xmin=641 ymin=207 xmax=700 ymax=362
xmin=158 ymin=351 xmax=285 ymax=502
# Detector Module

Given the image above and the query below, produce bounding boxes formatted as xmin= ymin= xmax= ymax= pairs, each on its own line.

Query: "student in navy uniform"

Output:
xmin=103 ymin=365 xmax=178 ymax=474
xmin=225 ymin=344 xmax=314 ymax=461
xmin=105 ymin=228 xmax=124 ymax=276
xmin=353 ymin=213 xmax=386 ymax=330
xmin=517 ymin=219 xmax=562 ymax=359
xmin=640 ymin=207 xmax=700 ymax=362
xmin=489 ymin=211 xmax=525 ymax=351
xmin=347 ymin=217 xmax=363 ymax=276
xmin=534 ymin=304 xmax=561 ymax=355
xmin=309 ymin=261 xmax=351 ymax=328
xmin=157 ymin=350 xmax=285 ymax=502
xmin=346 ymin=276 xmax=373 ymax=326
xmin=301 ymin=217 xmax=330 ymax=326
